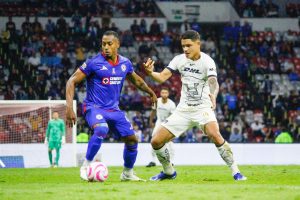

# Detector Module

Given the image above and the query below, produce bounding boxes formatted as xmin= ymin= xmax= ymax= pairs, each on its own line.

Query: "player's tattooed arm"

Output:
xmin=208 ymin=76 xmax=219 ymax=97
xmin=208 ymin=76 xmax=219 ymax=110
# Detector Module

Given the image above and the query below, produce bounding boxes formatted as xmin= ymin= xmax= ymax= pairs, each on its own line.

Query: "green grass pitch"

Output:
xmin=1 ymin=165 xmax=300 ymax=200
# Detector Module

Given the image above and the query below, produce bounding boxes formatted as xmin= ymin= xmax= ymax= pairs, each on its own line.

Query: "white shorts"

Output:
xmin=161 ymin=107 xmax=217 ymax=137
xmin=151 ymin=122 xmax=162 ymax=136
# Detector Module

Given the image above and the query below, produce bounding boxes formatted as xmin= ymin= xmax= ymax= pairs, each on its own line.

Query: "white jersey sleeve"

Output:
xmin=166 ymin=55 xmax=181 ymax=71
xmin=206 ymin=56 xmax=217 ymax=77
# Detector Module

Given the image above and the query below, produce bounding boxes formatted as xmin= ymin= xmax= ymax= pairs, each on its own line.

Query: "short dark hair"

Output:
xmin=103 ymin=30 xmax=119 ymax=40
xmin=161 ymin=87 xmax=169 ymax=92
xmin=181 ymin=30 xmax=200 ymax=41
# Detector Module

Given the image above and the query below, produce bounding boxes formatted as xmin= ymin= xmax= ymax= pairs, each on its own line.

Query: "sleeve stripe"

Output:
xmin=166 ymin=67 xmax=176 ymax=73
xmin=207 ymin=75 xmax=217 ymax=78
xmin=79 ymin=67 xmax=88 ymax=75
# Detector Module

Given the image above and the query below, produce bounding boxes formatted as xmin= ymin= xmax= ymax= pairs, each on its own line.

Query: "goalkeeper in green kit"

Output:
xmin=44 ymin=111 xmax=66 ymax=167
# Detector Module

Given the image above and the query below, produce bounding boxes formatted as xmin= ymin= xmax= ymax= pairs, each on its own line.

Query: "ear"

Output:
xmin=116 ymin=39 xmax=120 ymax=49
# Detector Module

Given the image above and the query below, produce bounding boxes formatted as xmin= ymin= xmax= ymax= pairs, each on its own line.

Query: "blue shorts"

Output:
xmin=83 ymin=107 xmax=134 ymax=139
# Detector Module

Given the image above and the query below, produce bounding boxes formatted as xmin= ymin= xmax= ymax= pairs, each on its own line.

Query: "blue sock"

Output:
xmin=123 ymin=143 xmax=138 ymax=169
xmin=86 ymin=134 xmax=102 ymax=161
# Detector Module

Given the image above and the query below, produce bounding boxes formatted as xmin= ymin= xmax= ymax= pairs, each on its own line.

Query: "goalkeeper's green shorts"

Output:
xmin=48 ymin=141 xmax=61 ymax=150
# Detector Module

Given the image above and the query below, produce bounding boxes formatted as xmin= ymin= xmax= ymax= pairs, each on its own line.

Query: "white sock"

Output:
xmin=167 ymin=141 xmax=175 ymax=164
xmin=82 ymin=159 xmax=92 ymax=167
xmin=151 ymin=149 xmax=157 ymax=163
xmin=154 ymin=144 xmax=175 ymax=175
xmin=217 ymin=141 xmax=240 ymax=176
xmin=123 ymin=167 xmax=133 ymax=176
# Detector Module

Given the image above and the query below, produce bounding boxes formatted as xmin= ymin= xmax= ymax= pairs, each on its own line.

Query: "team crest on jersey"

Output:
xmin=102 ymin=77 xmax=110 ymax=84
xmin=96 ymin=114 xmax=103 ymax=120
xmin=81 ymin=62 xmax=87 ymax=69
xmin=121 ymin=64 xmax=126 ymax=72
xmin=202 ymin=112 xmax=209 ymax=118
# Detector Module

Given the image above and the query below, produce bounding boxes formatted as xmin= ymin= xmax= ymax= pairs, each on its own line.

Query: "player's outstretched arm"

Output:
xmin=127 ymin=71 xmax=157 ymax=108
xmin=143 ymin=58 xmax=172 ymax=83
xmin=208 ymin=76 xmax=219 ymax=110
xmin=66 ymin=69 xmax=86 ymax=127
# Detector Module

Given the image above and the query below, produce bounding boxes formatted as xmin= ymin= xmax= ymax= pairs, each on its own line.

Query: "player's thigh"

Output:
xmin=151 ymin=126 xmax=175 ymax=146
xmin=204 ymin=121 xmax=224 ymax=145
xmin=109 ymin=111 xmax=134 ymax=140
xmin=84 ymin=108 xmax=108 ymax=128
xmin=151 ymin=123 xmax=161 ymax=137
xmin=193 ymin=108 xmax=224 ymax=144
xmin=161 ymin=111 xmax=191 ymax=138
xmin=49 ymin=141 xmax=61 ymax=150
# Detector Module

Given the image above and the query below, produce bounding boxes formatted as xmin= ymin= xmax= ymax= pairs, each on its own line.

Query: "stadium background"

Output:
xmin=0 ymin=0 xmax=299 ymax=168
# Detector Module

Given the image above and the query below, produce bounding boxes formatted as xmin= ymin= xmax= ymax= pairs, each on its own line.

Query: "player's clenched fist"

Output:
xmin=66 ymin=107 xmax=76 ymax=127
xmin=143 ymin=58 xmax=155 ymax=75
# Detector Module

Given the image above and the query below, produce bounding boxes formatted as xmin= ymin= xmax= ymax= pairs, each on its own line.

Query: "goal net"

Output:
xmin=0 ymin=100 xmax=77 ymax=168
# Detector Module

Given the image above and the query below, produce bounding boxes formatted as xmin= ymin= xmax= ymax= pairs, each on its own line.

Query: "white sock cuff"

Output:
xmin=154 ymin=144 xmax=168 ymax=154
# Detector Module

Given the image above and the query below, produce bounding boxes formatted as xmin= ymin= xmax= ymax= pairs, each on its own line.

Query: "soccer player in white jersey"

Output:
xmin=143 ymin=30 xmax=247 ymax=181
xmin=146 ymin=87 xmax=176 ymax=167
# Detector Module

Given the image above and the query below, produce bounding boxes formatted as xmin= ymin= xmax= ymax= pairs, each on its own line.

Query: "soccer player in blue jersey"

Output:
xmin=66 ymin=31 xmax=157 ymax=181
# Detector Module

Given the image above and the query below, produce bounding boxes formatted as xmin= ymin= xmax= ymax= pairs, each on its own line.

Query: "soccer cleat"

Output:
xmin=80 ymin=166 xmax=88 ymax=181
xmin=233 ymin=173 xmax=247 ymax=181
xmin=120 ymin=171 xmax=146 ymax=182
xmin=150 ymin=171 xmax=177 ymax=181
xmin=146 ymin=162 xmax=156 ymax=167
xmin=53 ymin=165 xmax=58 ymax=168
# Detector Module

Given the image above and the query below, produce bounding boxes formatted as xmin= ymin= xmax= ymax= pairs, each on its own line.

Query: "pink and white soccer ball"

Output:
xmin=87 ymin=162 xmax=109 ymax=182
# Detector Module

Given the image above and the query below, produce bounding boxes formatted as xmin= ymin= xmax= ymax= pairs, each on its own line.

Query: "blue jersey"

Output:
xmin=80 ymin=53 xmax=134 ymax=110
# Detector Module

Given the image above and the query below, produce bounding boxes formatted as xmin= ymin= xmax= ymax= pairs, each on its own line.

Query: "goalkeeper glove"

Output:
xmin=61 ymin=136 xmax=66 ymax=144
xmin=44 ymin=137 xmax=48 ymax=145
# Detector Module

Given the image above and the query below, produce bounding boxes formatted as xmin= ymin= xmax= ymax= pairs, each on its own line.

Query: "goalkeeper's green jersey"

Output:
xmin=46 ymin=119 xmax=65 ymax=142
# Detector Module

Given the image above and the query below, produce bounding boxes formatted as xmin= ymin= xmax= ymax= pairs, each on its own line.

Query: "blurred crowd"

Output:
xmin=0 ymin=0 xmax=161 ymax=17
xmin=0 ymin=1 xmax=299 ymax=144
xmin=233 ymin=0 xmax=300 ymax=18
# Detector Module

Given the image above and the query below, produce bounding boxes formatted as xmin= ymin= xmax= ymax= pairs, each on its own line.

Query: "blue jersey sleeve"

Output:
xmin=126 ymin=60 xmax=134 ymax=74
xmin=79 ymin=59 xmax=93 ymax=76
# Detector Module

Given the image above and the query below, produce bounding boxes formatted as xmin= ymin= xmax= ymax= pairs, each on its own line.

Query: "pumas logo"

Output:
xmin=102 ymin=77 xmax=110 ymax=84
xmin=121 ymin=64 xmax=126 ymax=72
xmin=100 ymin=65 xmax=108 ymax=70
xmin=202 ymin=112 xmax=209 ymax=118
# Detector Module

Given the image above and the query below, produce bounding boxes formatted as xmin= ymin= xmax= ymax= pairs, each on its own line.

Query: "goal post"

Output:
xmin=0 ymin=100 xmax=77 ymax=168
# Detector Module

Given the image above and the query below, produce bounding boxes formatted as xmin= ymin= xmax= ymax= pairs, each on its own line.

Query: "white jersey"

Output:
xmin=156 ymin=97 xmax=176 ymax=124
xmin=167 ymin=52 xmax=217 ymax=111
xmin=152 ymin=97 xmax=176 ymax=136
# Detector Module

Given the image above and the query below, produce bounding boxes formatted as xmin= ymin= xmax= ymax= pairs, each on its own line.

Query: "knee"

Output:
xmin=93 ymin=123 xmax=109 ymax=139
xmin=151 ymin=137 xmax=163 ymax=149
xmin=124 ymin=134 xmax=138 ymax=145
